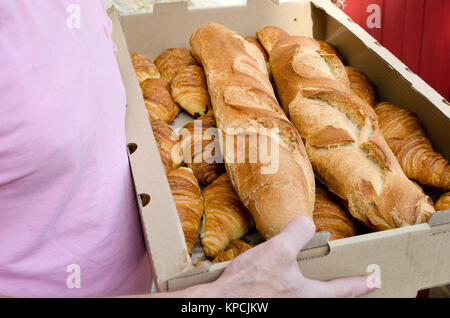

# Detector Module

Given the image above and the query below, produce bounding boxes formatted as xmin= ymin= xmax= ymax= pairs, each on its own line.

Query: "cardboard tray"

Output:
xmin=108 ymin=0 xmax=450 ymax=297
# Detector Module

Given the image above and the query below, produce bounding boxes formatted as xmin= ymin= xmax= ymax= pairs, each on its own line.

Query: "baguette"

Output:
xmin=190 ymin=22 xmax=315 ymax=239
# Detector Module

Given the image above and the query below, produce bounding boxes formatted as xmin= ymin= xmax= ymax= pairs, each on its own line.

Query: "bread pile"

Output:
xmin=129 ymin=22 xmax=449 ymax=265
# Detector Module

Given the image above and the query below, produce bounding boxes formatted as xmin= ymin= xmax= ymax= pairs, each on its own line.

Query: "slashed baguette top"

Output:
xmin=269 ymin=36 xmax=350 ymax=113
xmin=289 ymin=90 xmax=434 ymax=230
xmin=190 ymin=22 xmax=315 ymax=239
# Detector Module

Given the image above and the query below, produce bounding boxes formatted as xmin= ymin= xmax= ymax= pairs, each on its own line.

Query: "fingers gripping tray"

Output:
xmin=109 ymin=0 xmax=450 ymax=296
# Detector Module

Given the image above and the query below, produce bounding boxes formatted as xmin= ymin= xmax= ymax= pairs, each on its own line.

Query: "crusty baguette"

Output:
xmin=269 ymin=36 xmax=350 ymax=114
xmin=288 ymin=90 xmax=434 ymax=230
xmin=190 ymin=22 xmax=315 ymax=239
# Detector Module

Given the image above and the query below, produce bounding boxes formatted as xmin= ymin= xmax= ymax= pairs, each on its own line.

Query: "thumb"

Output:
xmin=274 ymin=215 xmax=316 ymax=255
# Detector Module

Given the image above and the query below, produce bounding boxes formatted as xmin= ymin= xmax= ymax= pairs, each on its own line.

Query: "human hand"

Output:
xmin=210 ymin=215 xmax=375 ymax=298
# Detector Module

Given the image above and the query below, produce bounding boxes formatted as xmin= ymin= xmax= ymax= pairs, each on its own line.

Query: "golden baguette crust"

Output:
xmin=190 ymin=22 xmax=315 ymax=239
xmin=435 ymin=192 xmax=450 ymax=211
xmin=375 ymin=102 xmax=450 ymax=189
xmin=244 ymin=36 xmax=271 ymax=77
xmin=318 ymin=41 xmax=344 ymax=63
xmin=345 ymin=66 xmax=376 ymax=108
xmin=313 ymin=185 xmax=358 ymax=240
xmin=140 ymin=78 xmax=180 ymax=124
xmin=171 ymin=65 xmax=211 ymax=117
xmin=256 ymin=25 xmax=289 ymax=55
xmin=201 ymin=173 xmax=254 ymax=258
xmin=154 ymin=48 xmax=198 ymax=82
xmin=289 ymin=90 xmax=435 ymax=230
xmin=130 ymin=52 xmax=160 ymax=83
xmin=269 ymin=36 xmax=350 ymax=114
xmin=180 ymin=113 xmax=225 ymax=186
xmin=151 ymin=119 xmax=182 ymax=175
xmin=167 ymin=167 xmax=204 ymax=256
xmin=212 ymin=240 xmax=253 ymax=264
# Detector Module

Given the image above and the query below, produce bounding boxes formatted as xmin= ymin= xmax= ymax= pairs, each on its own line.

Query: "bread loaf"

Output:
xmin=180 ymin=113 xmax=225 ymax=186
xmin=313 ymin=185 xmax=358 ymax=240
xmin=375 ymin=102 xmax=450 ymax=190
xmin=345 ymin=66 xmax=376 ymax=108
xmin=168 ymin=167 xmax=204 ymax=256
xmin=201 ymin=173 xmax=253 ymax=258
xmin=190 ymin=22 xmax=315 ymax=239
xmin=262 ymin=27 xmax=435 ymax=230
xmin=435 ymin=192 xmax=450 ymax=211
xmin=151 ymin=119 xmax=182 ymax=175
xmin=130 ymin=52 xmax=160 ymax=83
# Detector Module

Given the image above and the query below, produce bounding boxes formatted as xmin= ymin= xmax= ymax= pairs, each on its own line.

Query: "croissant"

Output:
xmin=374 ymin=102 xmax=426 ymax=139
xmin=154 ymin=48 xmax=198 ymax=82
xmin=435 ymin=192 xmax=450 ymax=211
xmin=375 ymin=102 xmax=450 ymax=189
xmin=180 ymin=113 xmax=225 ymax=186
xmin=171 ymin=65 xmax=211 ymax=117
xmin=151 ymin=119 xmax=182 ymax=174
xmin=201 ymin=173 xmax=254 ymax=258
xmin=212 ymin=240 xmax=253 ymax=264
xmin=313 ymin=185 xmax=358 ymax=241
xmin=140 ymin=78 xmax=180 ymax=124
xmin=130 ymin=52 xmax=160 ymax=83
xmin=345 ymin=66 xmax=376 ymax=107
xmin=167 ymin=167 xmax=204 ymax=256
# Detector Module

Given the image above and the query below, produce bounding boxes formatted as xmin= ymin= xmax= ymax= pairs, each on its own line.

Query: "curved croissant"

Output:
xmin=212 ymin=240 xmax=253 ymax=264
xmin=435 ymin=192 xmax=450 ymax=211
xmin=168 ymin=167 xmax=204 ymax=256
xmin=180 ymin=113 xmax=225 ymax=186
xmin=345 ymin=66 xmax=376 ymax=108
xmin=140 ymin=78 xmax=180 ymax=124
xmin=154 ymin=48 xmax=198 ymax=82
xmin=130 ymin=52 xmax=160 ymax=83
xmin=375 ymin=102 xmax=450 ymax=190
xmin=201 ymin=173 xmax=254 ymax=258
xmin=151 ymin=120 xmax=182 ymax=174
xmin=171 ymin=65 xmax=211 ymax=117
xmin=313 ymin=185 xmax=358 ymax=240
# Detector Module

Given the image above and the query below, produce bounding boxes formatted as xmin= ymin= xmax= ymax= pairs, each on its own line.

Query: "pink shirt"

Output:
xmin=0 ymin=0 xmax=152 ymax=297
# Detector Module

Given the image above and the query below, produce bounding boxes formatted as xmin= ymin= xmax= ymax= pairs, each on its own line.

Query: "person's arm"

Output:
xmin=125 ymin=216 xmax=374 ymax=298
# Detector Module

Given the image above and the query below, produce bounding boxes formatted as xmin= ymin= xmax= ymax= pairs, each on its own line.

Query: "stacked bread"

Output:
xmin=128 ymin=22 xmax=446 ymax=265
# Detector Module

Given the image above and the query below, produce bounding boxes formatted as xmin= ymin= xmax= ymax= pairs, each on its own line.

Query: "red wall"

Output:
xmin=336 ymin=0 xmax=450 ymax=100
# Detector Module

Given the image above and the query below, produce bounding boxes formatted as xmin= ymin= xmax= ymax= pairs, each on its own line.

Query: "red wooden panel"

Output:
xmin=339 ymin=0 xmax=450 ymax=99
xmin=419 ymin=0 xmax=445 ymax=90
xmin=435 ymin=0 xmax=450 ymax=99
xmin=381 ymin=0 xmax=407 ymax=58
xmin=402 ymin=0 xmax=426 ymax=73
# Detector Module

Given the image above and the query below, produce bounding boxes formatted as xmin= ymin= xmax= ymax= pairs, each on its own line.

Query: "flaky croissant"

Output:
xmin=201 ymin=173 xmax=254 ymax=258
xmin=345 ymin=66 xmax=376 ymax=108
xmin=375 ymin=102 xmax=450 ymax=190
xmin=130 ymin=52 xmax=160 ymax=83
xmin=212 ymin=240 xmax=253 ymax=264
xmin=140 ymin=78 xmax=180 ymax=124
xmin=171 ymin=65 xmax=211 ymax=117
xmin=151 ymin=120 xmax=182 ymax=175
xmin=180 ymin=113 xmax=225 ymax=186
xmin=154 ymin=48 xmax=198 ymax=82
xmin=435 ymin=192 xmax=450 ymax=211
xmin=313 ymin=185 xmax=358 ymax=241
xmin=168 ymin=167 xmax=204 ymax=256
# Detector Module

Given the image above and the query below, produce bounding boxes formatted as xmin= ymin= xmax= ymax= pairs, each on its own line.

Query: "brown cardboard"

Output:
xmin=108 ymin=0 xmax=450 ymax=297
